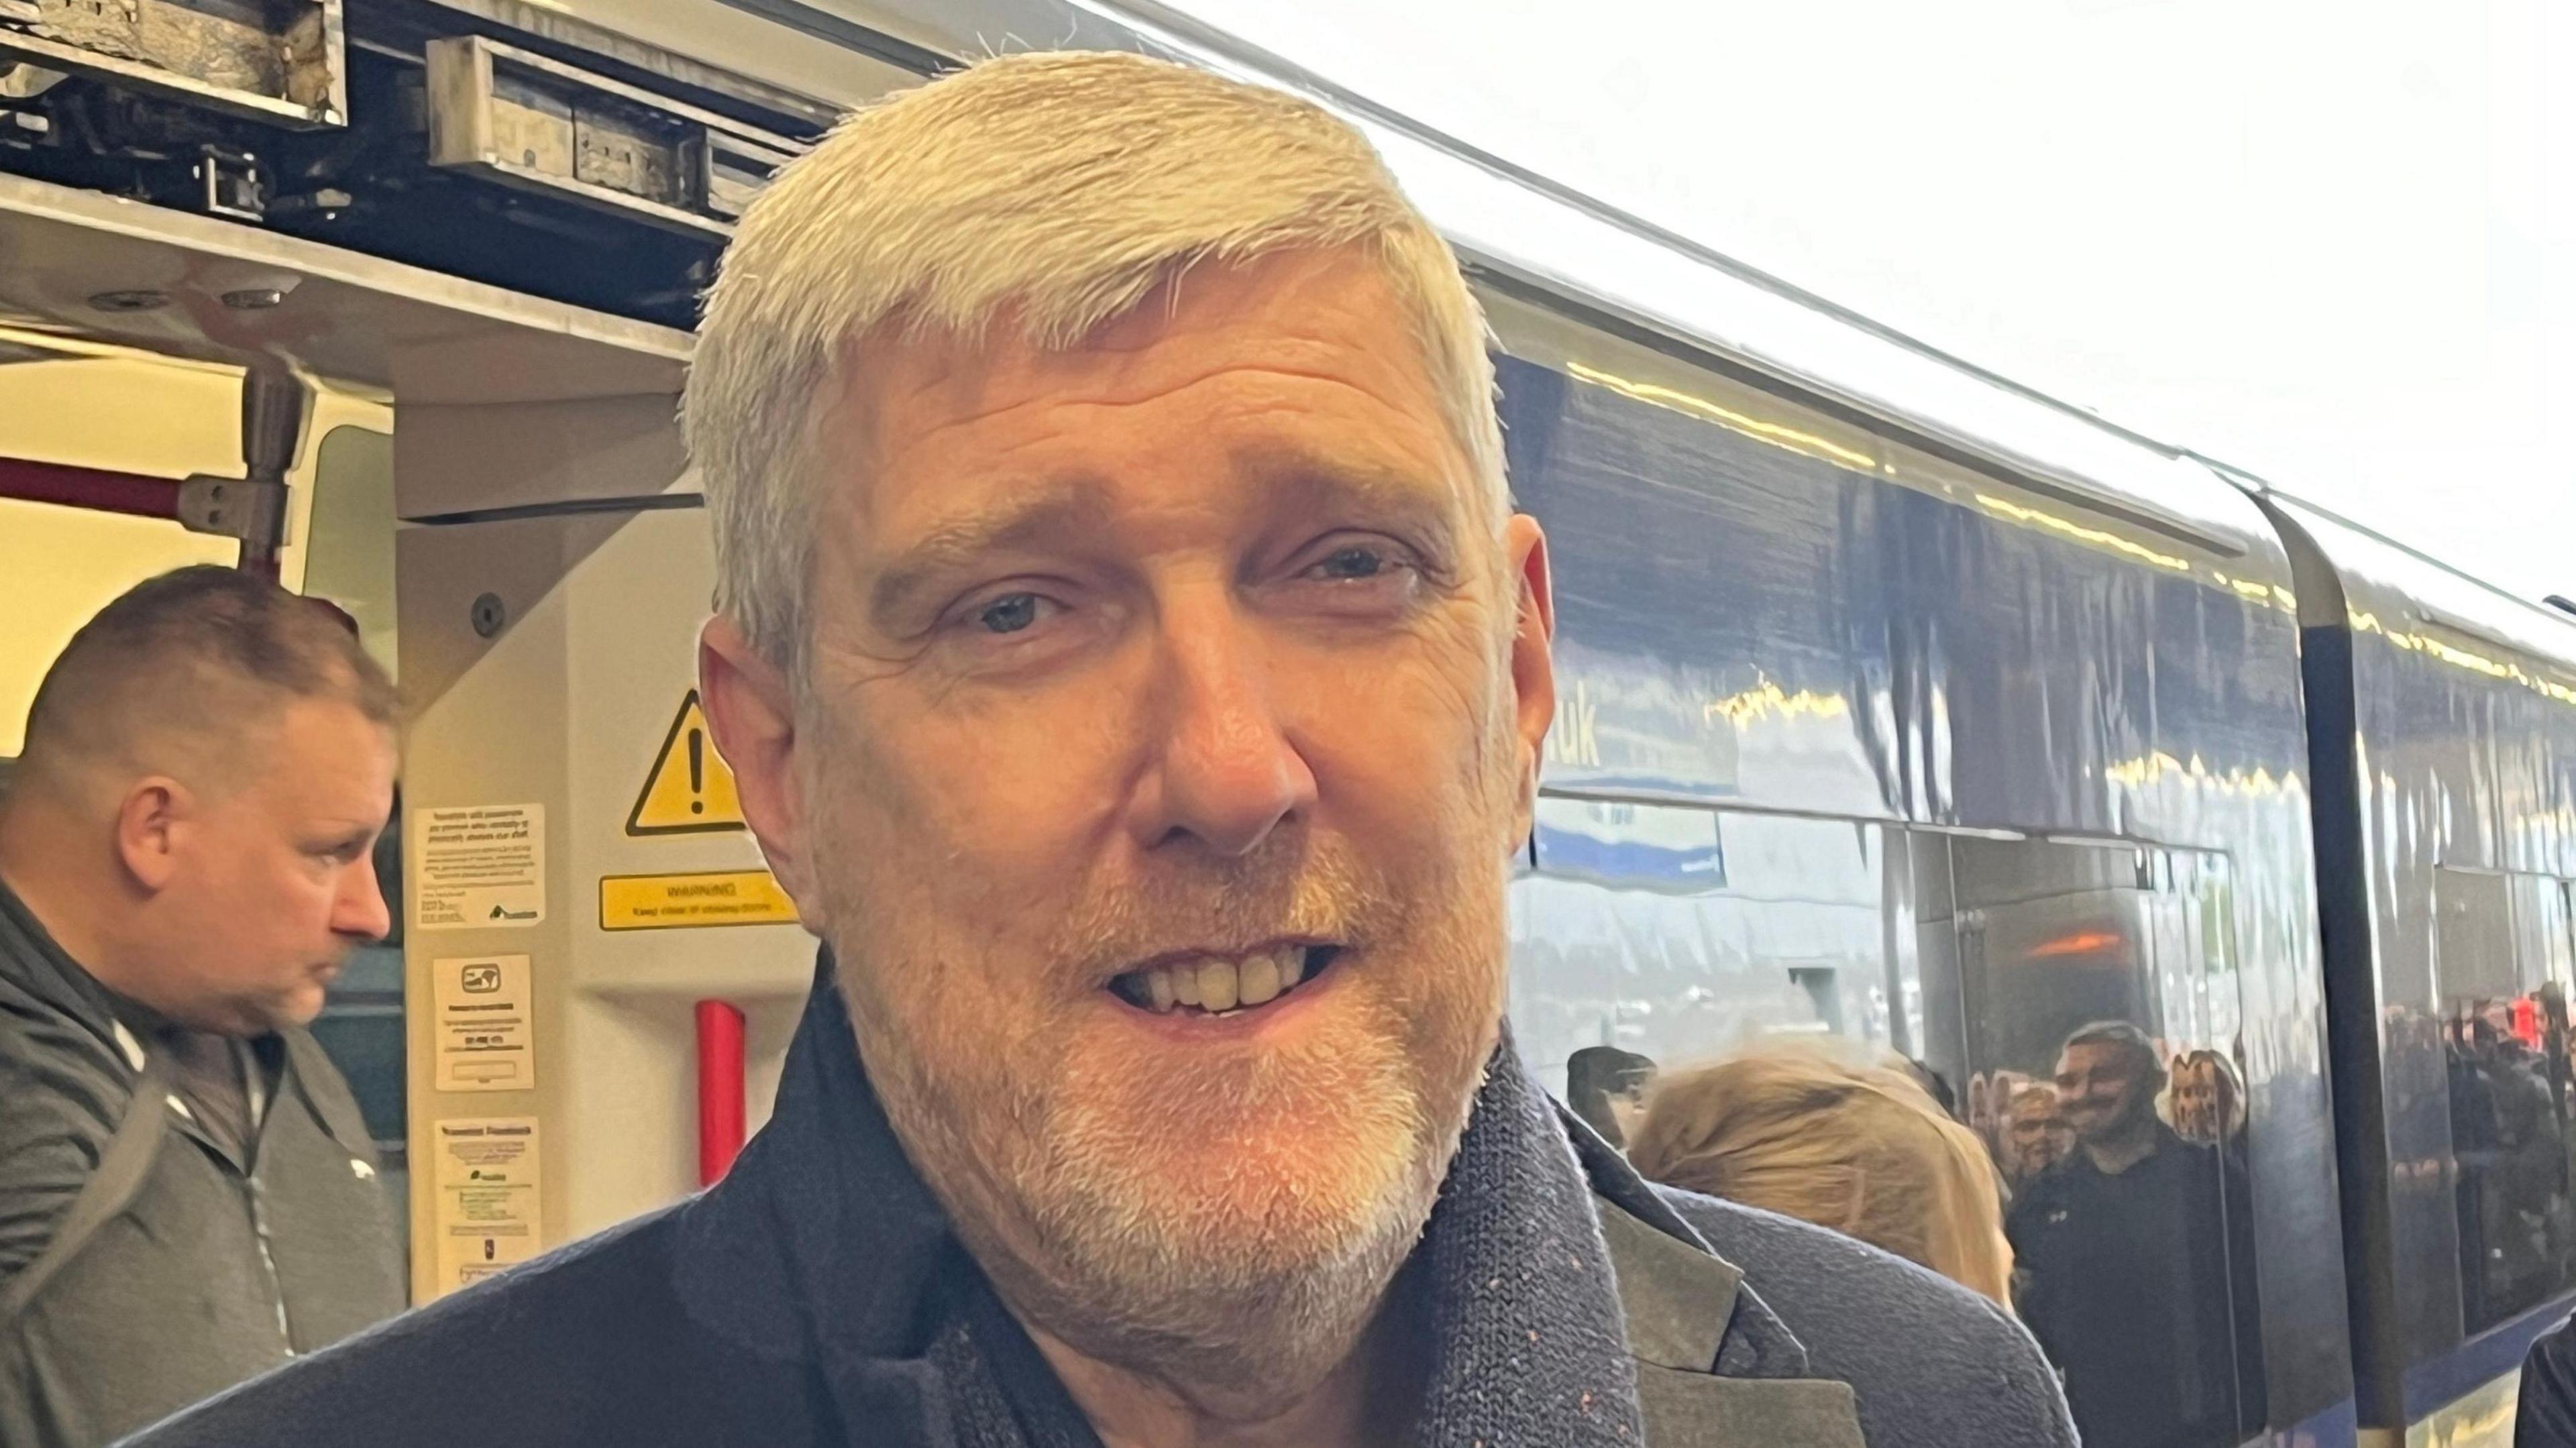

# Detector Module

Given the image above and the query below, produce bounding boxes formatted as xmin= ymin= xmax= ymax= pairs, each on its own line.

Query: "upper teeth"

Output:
xmin=1130 ymin=946 xmax=1309 ymax=1015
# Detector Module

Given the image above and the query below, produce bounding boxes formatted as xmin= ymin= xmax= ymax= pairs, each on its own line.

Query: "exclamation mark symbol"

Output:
xmin=687 ymin=728 xmax=705 ymax=814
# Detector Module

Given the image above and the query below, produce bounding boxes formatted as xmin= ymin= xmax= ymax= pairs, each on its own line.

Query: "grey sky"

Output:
xmin=1172 ymin=0 xmax=2573 ymax=607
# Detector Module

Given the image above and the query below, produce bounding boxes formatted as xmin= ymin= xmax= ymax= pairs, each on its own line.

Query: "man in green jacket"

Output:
xmin=0 ymin=565 xmax=406 ymax=1448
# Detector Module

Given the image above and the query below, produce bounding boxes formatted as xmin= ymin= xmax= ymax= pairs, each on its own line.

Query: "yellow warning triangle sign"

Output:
xmin=627 ymin=690 xmax=747 ymax=836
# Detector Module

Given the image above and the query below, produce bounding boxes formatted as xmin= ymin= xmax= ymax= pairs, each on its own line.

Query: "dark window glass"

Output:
xmin=1949 ymin=838 xmax=2263 ymax=1448
xmin=2435 ymin=868 xmax=2576 ymax=1335
xmin=1511 ymin=801 xmax=2265 ymax=1447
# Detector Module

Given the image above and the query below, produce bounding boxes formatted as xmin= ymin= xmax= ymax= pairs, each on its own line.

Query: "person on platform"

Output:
xmin=0 ymin=567 xmax=405 ymax=1448
xmin=127 ymin=52 xmax=2075 ymax=1448
xmin=2008 ymin=1022 xmax=2266 ymax=1448
xmin=2164 ymin=1048 xmax=2247 ymax=1156
xmin=2002 ymin=1082 xmax=2075 ymax=1190
xmin=1627 ymin=1049 xmax=2016 ymax=1306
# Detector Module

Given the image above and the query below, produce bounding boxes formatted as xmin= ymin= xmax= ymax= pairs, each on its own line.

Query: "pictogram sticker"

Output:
xmin=627 ymin=690 xmax=746 ymax=836
xmin=431 ymin=954 xmax=535 ymax=1093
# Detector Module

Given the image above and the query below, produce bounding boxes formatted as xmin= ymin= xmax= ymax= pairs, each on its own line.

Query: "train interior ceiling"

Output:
xmin=6 ymin=1 xmax=2576 ymax=1446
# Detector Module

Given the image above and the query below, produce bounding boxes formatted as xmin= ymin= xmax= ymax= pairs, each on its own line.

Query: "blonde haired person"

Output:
xmin=2163 ymin=1047 xmax=2247 ymax=1149
xmin=1628 ymin=1050 xmax=2017 ymax=1306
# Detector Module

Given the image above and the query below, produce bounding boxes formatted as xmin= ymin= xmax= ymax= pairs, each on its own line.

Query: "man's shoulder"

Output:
xmin=272 ymin=1025 xmax=380 ymax=1155
xmin=1654 ymin=1184 xmax=2076 ymax=1448
xmin=0 ymin=991 xmax=128 ymax=1282
xmin=0 ymin=1005 xmax=122 ymax=1140
xmin=118 ymin=1203 xmax=812 ymax=1448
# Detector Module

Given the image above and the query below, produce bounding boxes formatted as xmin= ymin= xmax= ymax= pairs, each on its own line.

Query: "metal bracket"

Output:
xmin=195 ymin=145 xmax=262 ymax=220
xmin=180 ymin=369 xmax=304 ymax=563
xmin=176 ymin=474 xmax=288 ymax=543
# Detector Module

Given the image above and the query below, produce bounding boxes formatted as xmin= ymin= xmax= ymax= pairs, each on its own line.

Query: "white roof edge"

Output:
xmin=1065 ymin=0 xmax=2271 ymax=559
xmin=2260 ymin=486 xmax=2576 ymax=672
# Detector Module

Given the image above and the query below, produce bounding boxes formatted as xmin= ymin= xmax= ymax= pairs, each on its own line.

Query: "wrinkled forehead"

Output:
xmin=815 ymin=250 xmax=1487 ymax=543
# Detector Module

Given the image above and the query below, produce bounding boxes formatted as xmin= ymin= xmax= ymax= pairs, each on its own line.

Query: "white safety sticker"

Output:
xmin=431 ymin=954 xmax=536 ymax=1093
xmin=415 ymin=804 xmax=545 ymax=930
xmin=431 ymin=1117 xmax=543 ymax=1296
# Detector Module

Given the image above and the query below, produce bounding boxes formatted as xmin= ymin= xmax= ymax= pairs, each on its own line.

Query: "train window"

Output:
xmin=299 ymin=425 xmax=398 ymax=679
xmin=1510 ymin=797 xmax=1908 ymax=1145
xmin=1513 ymin=806 xmax=2267 ymax=1448
xmin=1933 ymin=836 xmax=2264 ymax=1448
xmin=2433 ymin=867 xmax=2576 ymax=1335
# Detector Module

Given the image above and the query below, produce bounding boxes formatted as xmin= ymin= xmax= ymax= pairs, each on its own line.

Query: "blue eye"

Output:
xmin=977 ymin=594 xmax=1041 ymax=634
xmin=1314 ymin=546 xmax=1388 ymax=580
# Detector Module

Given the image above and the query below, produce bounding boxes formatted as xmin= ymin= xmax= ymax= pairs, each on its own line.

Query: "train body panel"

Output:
xmin=1477 ymin=286 xmax=2348 ymax=1442
xmin=2264 ymin=492 xmax=2576 ymax=1436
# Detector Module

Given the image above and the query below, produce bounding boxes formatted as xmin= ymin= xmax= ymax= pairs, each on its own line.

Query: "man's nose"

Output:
xmin=1124 ymin=592 xmax=1318 ymax=857
xmin=335 ymin=857 xmax=394 ymax=942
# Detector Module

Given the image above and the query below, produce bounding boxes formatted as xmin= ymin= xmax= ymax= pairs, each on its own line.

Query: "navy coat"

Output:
xmin=124 ymin=959 xmax=2073 ymax=1446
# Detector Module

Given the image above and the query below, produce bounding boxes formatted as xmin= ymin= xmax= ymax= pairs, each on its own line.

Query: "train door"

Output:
xmin=0 ymin=170 xmax=816 ymax=1307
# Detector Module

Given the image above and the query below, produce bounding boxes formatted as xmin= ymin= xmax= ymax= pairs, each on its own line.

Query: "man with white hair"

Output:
xmin=129 ymin=52 xmax=2074 ymax=1448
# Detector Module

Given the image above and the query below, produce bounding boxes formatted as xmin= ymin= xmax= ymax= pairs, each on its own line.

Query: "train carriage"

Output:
xmin=2259 ymin=490 xmax=2576 ymax=1443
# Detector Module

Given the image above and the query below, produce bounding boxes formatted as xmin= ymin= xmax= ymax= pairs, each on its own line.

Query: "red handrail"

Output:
xmin=696 ymin=1000 xmax=748 ymax=1187
xmin=0 ymin=456 xmax=184 ymax=520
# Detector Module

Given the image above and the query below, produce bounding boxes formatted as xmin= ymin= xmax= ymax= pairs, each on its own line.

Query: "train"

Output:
xmin=3 ymin=1 xmax=2574 ymax=1444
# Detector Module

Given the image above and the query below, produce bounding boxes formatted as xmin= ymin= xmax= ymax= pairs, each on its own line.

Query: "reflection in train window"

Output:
xmin=1510 ymin=798 xmax=1897 ymax=1098
xmin=1510 ymin=799 xmax=2266 ymax=1448
xmin=1940 ymin=837 xmax=2263 ymax=1448
xmin=2434 ymin=868 xmax=2576 ymax=1336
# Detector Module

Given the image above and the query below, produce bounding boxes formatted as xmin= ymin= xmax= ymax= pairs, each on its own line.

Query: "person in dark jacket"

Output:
xmin=129 ymin=52 xmax=2073 ymax=1448
xmin=0 ymin=567 xmax=405 ymax=1448
xmin=2008 ymin=1022 xmax=2267 ymax=1448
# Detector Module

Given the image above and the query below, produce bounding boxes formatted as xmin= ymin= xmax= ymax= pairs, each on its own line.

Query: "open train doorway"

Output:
xmin=0 ymin=162 xmax=791 ymax=1306
xmin=0 ymin=337 xmax=412 ymax=1268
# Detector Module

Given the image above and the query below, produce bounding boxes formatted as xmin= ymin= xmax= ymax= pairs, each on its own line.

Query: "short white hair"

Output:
xmin=686 ymin=50 xmax=1506 ymax=669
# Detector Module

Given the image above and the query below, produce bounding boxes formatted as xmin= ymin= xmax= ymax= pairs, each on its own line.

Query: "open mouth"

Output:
xmin=1106 ymin=943 xmax=1340 ymax=1018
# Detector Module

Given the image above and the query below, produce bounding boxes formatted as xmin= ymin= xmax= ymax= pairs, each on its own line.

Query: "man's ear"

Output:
xmin=699 ymin=617 xmax=822 ymax=927
xmin=1504 ymin=513 xmax=1557 ymax=846
xmin=114 ymin=778 xmax=187 ymax=894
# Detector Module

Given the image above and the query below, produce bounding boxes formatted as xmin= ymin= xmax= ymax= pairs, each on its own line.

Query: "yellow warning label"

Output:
xmin=627 ymin=690 xmax=746 ymax=836
xmin=599 ymin=871 xmax=799 ymax=931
